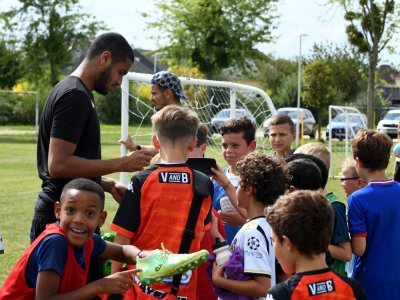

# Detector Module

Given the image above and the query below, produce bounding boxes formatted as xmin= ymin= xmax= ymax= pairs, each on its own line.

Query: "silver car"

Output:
xmin=263 ymin=107 xmax=316 ymax=138
xmin=211 ymin=108 xmax=256 ymax=132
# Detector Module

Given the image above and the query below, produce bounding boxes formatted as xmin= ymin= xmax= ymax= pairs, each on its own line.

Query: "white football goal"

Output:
xmin=119 ymin=72 xmax=277 ymax=184
xmin=327 ymin=105 xmax=367 ymax=177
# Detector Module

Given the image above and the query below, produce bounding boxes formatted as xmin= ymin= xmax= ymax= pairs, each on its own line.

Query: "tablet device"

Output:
xmin=186 ymin=157 xmax=217 ymax=176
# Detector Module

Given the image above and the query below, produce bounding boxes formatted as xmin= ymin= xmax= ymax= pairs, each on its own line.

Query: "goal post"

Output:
xmin=327 ymin=105 xmax=367 ymax=177
xmin=120 ymin=72 xmax=277 ymax=184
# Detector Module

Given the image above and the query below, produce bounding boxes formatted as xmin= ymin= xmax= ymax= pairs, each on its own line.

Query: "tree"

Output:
xmin=257 ymin=56 xmax=298 ymax=103
xmin=308 ymin=42 xmax=368 ymax=105
xmin=0 ymin=39 xmax=21 ymax=89
xmin=332 ymin=0 xmax=400 ymax=128
xmin=144 ymin=0 xmax=278 ymax=79
xmin=0 ymin=0 xmax=106 ymax=86
xmin=302 ymin=60 xmax=340 ymax=140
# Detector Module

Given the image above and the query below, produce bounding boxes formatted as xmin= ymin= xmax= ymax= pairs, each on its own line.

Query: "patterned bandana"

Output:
xmin=151 ymin=71 xmax=188 ymax=100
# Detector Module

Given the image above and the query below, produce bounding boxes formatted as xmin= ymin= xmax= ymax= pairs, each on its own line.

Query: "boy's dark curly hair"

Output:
xmin=236 ymin=151 xmax=289 ymax=206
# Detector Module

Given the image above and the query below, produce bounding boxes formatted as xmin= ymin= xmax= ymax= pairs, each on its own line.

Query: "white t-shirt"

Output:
xmin=231 ymin=216 xmax=276 ymax=299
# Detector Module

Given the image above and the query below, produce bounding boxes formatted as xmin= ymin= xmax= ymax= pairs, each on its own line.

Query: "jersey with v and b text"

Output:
xmin=266 ymin=268 xmax=366 ymax=300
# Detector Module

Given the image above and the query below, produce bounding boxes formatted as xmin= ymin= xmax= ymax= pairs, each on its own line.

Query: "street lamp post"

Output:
xmin=296 ymin=33 xmax=307 ymax=147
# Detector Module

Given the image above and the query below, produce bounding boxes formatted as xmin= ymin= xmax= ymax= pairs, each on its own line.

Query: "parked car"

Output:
xmin=326 ymin=113 xmax=367 ymax=140
xmin=263 ymin=107 xmax=316 ymax=138
xmin=210 ymin=108 xmax=256 ymax=132
xmin=377 ymin=109 xmax=400 ymax=138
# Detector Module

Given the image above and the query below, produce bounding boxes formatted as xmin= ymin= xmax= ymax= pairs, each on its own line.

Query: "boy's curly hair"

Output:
xmin=236 ymin=151 xmax=289 ymax=206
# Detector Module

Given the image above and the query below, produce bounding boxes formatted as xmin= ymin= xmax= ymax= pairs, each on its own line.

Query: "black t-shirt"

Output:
xmin=36 ymin=76 xmax=101 ymax=209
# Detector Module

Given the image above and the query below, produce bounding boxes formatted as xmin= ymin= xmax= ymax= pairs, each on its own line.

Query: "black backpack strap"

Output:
xmin=170 ymin=170 xmax=211 ymax=296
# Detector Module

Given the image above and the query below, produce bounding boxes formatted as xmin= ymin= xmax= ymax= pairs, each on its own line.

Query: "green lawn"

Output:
xmin=0 ymin=125 xmax=396 ymax=285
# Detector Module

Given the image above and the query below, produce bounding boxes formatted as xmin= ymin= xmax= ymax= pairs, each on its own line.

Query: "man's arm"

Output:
xmin=48 ymin=137 xmax=153 ymax=178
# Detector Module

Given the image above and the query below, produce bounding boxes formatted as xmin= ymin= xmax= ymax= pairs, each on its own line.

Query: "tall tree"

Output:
xmin=144 ymin=0 xmax=278 ymax=79
xmin=308 ymin=42 xmax=368 ymax=105
xmin=0 ymin=39 xmax=21 ymax=89
xmin=332 ymin=0 xmax=400 ymax=128
xmin=302 ymin=60 xmax=340 ymax=139
xmin=0 ymin=0 xmax=106 ymax=86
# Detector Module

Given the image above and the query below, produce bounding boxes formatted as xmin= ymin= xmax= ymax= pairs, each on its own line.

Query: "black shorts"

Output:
xmin=30 ymin=197 xmax=57 ymax=242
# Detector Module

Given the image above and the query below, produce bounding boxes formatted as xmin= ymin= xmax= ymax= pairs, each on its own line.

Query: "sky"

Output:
xmin=1 ymin=0 xmax=400 ymax=66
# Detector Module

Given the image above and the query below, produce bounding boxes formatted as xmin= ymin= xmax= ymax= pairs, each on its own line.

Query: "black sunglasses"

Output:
xmin=340 ymin=177 xmax=360 ymax=182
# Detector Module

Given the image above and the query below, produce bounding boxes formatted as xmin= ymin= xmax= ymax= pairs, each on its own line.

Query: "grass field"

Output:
xmin=0 ymin=124 xmax=396 ymax=285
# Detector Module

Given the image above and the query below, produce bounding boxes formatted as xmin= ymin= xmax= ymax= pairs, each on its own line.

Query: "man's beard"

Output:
xmin=94 ymin=65 xmax=112 ymax=95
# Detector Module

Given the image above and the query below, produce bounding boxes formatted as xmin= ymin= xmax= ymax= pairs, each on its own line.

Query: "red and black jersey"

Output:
xmin=111 ymin=163 xmax=213 ymax=299
xmin=266 ymin=268 xmax=366 ymax=300
xmin=0 ymin=223 xmax=93 ymax=300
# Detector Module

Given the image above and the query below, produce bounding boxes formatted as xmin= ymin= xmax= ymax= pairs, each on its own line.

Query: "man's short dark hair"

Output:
xmin=269 ymin=115 xmax=295 ymax=134
xmin=285 ymin=153 xmax=328 ymax=188
xmin=286 ymin=158 xmax=323 ymax=190
xmin=87 ymin=32 xmax=134 ymax=64
xmin=219 ymin=118 xmax=256 ymax=144
xmin=61 ymin=178 xmax=105 ymax=210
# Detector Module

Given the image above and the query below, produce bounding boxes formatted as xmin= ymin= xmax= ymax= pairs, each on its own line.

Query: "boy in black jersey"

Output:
xmin=266 ymin=190 xmax=365 ymax=300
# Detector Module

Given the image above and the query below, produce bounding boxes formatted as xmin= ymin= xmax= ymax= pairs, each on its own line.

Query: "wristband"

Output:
xmin=138 ymin=249 xmax=144 ymax=257
xmin=222 ymin=181 xmax=230 ymax=189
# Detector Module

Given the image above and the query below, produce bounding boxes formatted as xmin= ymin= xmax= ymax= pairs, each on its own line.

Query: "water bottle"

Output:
xmin=212 ymin=237 xmax=231 ymax=266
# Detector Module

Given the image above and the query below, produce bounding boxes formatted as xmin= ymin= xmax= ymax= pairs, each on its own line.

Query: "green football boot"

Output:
xmin=136 ymin=243 xmax=210 ymax=286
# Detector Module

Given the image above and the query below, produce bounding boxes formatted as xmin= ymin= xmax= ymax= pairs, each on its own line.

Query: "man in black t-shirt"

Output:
xmin=32 ymin=32 xmax=154 ymax=241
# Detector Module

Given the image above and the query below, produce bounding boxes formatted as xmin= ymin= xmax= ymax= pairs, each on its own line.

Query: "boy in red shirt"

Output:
xmin=1 ymin=178 xmax=145 ymax=299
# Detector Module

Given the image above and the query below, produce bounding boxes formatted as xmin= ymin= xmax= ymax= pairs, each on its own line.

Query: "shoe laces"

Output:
xmin=160 ymin=243 xmax=172 ymax=260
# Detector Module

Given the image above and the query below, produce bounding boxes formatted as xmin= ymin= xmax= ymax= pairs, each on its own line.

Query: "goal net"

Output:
xmin=120 ymin=72 xmax=277 ymax=184
xmin=327 ymin=105 xmax=367 ymax=177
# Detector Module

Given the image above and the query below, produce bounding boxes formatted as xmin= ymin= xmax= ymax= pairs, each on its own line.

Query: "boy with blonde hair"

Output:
xmin=111 ymin=106 xmax=213 ymax=299
xmin=349 ymin=129 xmax=400 ymax=299
xmin=266 ymin=190 xmax=365 ymax=299
xmin=295 ymin=142 xmax=351 ymax=275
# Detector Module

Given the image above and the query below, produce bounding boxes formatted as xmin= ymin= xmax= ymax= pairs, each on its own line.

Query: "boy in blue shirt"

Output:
xmin=348 ymin=129 xmax=400 ymax=299
xmin=212 ymin=118 xmax=256 ymax=244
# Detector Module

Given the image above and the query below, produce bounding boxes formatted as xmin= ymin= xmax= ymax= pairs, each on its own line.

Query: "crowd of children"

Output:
xmin=3 ymin=64 xmax=400 ymax=299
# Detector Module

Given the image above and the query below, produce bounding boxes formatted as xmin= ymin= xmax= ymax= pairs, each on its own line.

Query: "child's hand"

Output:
xmin=119 ymin=134 xmax=137 ymax=152
xmin=97 ymin=269 xmax=140 ymax=295
xmin=211 ymin=261 xmax=225 ymax=285
xmin=211 ymin=165 xmax=229 ymax=187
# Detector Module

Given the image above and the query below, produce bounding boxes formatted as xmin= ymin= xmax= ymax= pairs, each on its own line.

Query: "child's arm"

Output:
xmin=328 ymin=241 xmax=352 ymax=262
xmin=211 ymin=165 xmax=247 ymax=219
xmin=103 ymin=240 xmax=148 ymax=265
xmin=111 ymin=233 xmax=131 ymax=273
xmin=212 ymin=262 xmax=270 ymax=297
xmin=36 ymin=268 xmax=139 ymax=300
xmin=351 ymin=236 xmax=366 ymax=256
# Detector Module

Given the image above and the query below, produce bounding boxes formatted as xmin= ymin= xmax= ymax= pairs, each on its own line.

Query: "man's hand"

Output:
xmin=121 ymin=150 xmax=154 ymax=172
